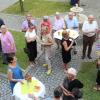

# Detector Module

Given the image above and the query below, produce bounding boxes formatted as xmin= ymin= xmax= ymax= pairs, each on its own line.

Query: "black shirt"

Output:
xmin=62 ymin=77 xmax=83 ymax=100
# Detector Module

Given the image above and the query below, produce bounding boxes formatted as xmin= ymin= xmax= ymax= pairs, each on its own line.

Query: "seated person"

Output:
xmin=94 ymin=57 xmax=100 ymax=90
xmin=61 ymin=67 xmax=83 ymax=100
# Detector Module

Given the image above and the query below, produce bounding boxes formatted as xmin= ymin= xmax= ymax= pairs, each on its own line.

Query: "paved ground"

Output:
xmin=0 ymin=0 xmax=100 ymax=100
xmin=0 ymin=0 xmax=18 ymax=12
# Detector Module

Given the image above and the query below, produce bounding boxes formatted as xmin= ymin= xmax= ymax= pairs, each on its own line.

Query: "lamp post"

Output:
xmin=19 ymin=0 xmax=24 ymax=12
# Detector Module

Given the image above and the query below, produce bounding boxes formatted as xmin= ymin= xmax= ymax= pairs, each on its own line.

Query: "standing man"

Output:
xmin=21 ymin=14 xmax=36 ymax=33
xmin=82 ymin=15 xmax=98 ymax=59
xmin=52 ymin=12 xmax=65 ymax=49
xmin=65 ymin=12 xmax=79 ymax=31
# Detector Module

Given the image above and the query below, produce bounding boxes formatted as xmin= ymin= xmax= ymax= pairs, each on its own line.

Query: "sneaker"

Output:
xmin=73 ymin=50 xmax=77 ymax=54
xmin=81 ymin=56 xmax=85 ymax=59
xmin=46 ymin=68 xmax=52 ymax=75
xmin=43 ymin=64 xmax=48 ymax=67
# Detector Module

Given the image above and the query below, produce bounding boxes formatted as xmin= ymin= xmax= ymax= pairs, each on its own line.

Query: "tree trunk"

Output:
xmin=19 ymin=0 xmax=24 ymax=12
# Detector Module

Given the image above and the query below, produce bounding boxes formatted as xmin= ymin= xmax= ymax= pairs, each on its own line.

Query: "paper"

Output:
xmin=21 ymin=80 xmax=41 ymax=94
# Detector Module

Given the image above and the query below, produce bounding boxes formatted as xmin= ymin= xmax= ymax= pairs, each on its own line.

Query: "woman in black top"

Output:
xmin=62 ymin=67 xmax=83 ymax=100
xmin=61 ymin=30 xmax=73 ymax=70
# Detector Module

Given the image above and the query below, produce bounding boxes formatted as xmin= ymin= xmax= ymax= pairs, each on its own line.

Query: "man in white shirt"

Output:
xmin=82 ymin=15 xmax=98 ymax=59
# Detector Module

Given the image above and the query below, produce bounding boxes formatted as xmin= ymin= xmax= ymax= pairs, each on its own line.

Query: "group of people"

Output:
xmin=0 ymin=9 xmax=100 ymax=99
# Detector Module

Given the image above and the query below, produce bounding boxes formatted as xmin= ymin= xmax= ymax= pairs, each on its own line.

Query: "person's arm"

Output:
xmin=41 ymin=35 xmax=54 ymax=46
xmin=60 ymin=85 xmax=74 ymax=97
xmin=75 ymin=79 xmax=84 ymax=88
xmin=62 ymin=40 xmax=73 ymax=51
xmin=21 ymin=21 xmax=28 ymax=32
xmin=7 ymin=32 xmax=15 ymax=50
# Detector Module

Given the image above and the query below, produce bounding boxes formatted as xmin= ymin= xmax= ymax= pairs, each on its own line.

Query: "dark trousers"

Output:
xmin=82 ymin=35 xmax=95 ymax=57
xmin=27 ymin=40 xmax=37 ymax=62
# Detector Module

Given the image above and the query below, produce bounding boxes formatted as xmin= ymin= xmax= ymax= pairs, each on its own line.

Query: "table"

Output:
xmin=53 ymin=29 xmax=79 ymax=40
xmin=13 ymin=77 xmax=46 ymax=100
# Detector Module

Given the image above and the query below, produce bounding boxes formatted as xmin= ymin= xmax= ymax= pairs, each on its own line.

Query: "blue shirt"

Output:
xmin=65 ymin=17 xmax=79 ymax=31
xmin=8 ymin=63 xmax=23 ymax=93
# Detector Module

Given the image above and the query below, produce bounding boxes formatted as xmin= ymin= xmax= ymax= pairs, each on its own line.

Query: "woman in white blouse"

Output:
xmin=25 ymin=21 xmax=37 ymax=67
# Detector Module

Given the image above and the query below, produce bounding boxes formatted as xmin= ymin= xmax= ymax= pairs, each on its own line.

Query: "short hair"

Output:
xmin=7 ymin=55 xmax=15 ymax=64
xmin=54 ymin=86 xmax=63 ymax=98
xmin=68 ymin=12 xmax=73 ymax=16
xmin=62 ymin=30 xmax=69 ymax=38
xmin=88 ymin=15 xmax=94 ymax=20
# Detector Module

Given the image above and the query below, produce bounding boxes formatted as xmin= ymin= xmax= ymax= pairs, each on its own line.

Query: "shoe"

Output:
xmin=88 ymin=56 xmax=92 ymax=59
xmin=46 ymin=68 xmax=52 ymax=75
xmin=81 ymin=56 xmax=85 ymax=59
xmin=43 ymin=64 xmax=48 ymax=67
xmin=93 ymin=86 xmax=100 ymax=91
xmin=73 ymin=50 xmax=77 ymax=54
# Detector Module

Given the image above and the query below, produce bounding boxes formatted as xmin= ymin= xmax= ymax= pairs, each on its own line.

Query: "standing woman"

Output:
xmin=0 ymin=25 xmax=16 ymax=64
xmin=41 ymin=26 xmax=54 ymax=75
xmin=61 ymin=31 xmax=73 ymax=70
xmin=25 ymin=21 xmax=37 ymax=67
xmin=7 ymin=55 xmax=23 ymax=94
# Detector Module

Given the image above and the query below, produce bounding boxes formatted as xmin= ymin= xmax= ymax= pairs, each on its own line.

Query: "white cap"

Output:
xmin=67 ymin=67 xmax=77 ymax=76
xmin=43 ymin=16 xmax=49 ymax=19
xmin=56 ymin=12 xmax=60 ymax=15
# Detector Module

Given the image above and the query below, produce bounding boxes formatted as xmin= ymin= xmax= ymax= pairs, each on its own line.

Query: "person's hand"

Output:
xmin=28 ymin=94 xmax=38 ymax=100
xmin=41 ymin=43 xmax=46 ymax=46
xmin=19 ymin=80 xmax=24 ymax=84
xmin=95 ymin=29 xmax=99 ymax=34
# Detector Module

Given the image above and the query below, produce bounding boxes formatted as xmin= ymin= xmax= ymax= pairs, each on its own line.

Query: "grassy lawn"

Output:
xmin=77 ymin=62 xmax=100 ymax=100
xmin=3 ymin=0 xmax=70 ymax=17
xmin=0 ymin=31 xmax=28 ymax=74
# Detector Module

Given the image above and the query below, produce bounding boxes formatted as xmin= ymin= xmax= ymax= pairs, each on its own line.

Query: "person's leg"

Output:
xmin=2 ymin=53 xmax=8 ymax=64
xmin=63 ymin=63 xmax=69 ymax=71
xmin=82 ymin=35 xmax=88 ymax=59
xmin=87 ymin=35 xmax=95 ymax=58
xmin=44 ymin=48 xmax=52 ymax=75
xmin=55 ymin=38 xmax=60 ymax=49
xmin=27 ymin=42 xmax=34 ymax=67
